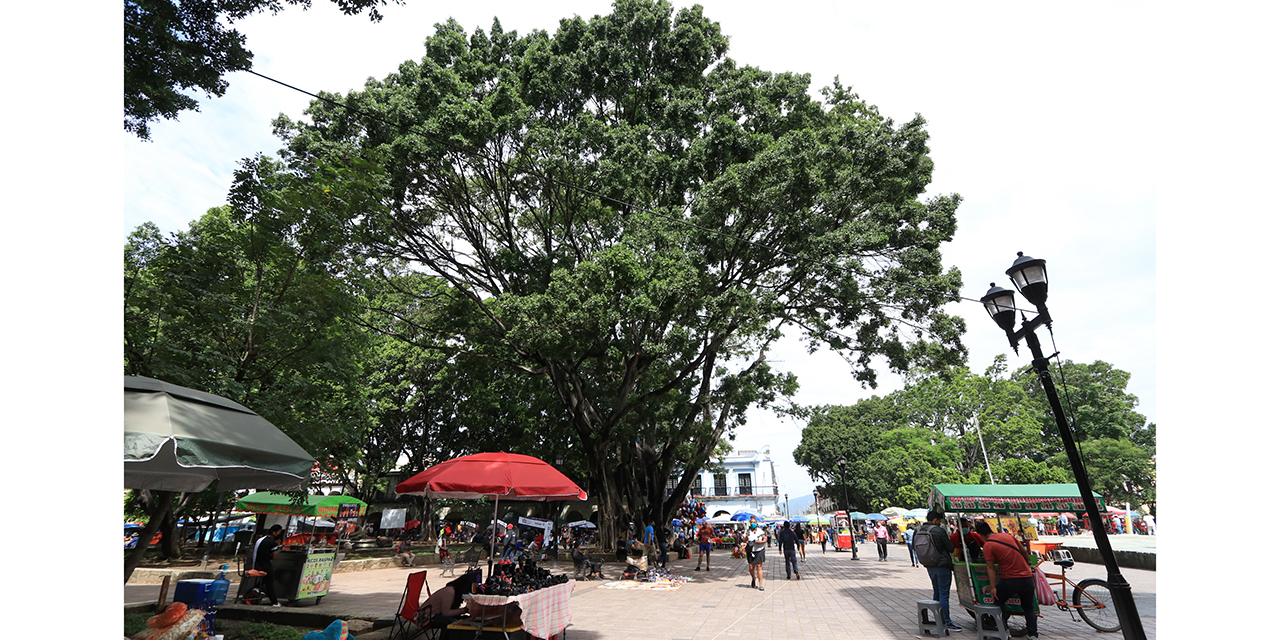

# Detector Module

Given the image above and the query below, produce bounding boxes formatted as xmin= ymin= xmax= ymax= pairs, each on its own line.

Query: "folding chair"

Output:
xmin=388 ymin=570 xmax=436 ymax=640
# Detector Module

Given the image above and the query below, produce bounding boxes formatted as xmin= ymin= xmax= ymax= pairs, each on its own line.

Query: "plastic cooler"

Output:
xmin=174 ymin=579 xmax=216 ymax=605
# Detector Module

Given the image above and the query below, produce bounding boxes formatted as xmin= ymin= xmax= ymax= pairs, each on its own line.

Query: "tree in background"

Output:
xmin=124 ymin=155 xmax=382 ymax=553
xmin=1017 ymin=359 xmax=1156 ymax=512
xmin=125 ymin=0 xmax=400 ymax=139
xmin=791 ymin=355 xmax=1160 ymax=511
xmin=267 ymin=0 xmax=965 ymax=543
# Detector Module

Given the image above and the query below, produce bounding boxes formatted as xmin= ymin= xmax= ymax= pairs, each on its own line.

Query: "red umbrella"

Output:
xmin=395 ymin=452 xmax=586 ymax=576
xmin=395 ymin=452 xmax=586 ymax=500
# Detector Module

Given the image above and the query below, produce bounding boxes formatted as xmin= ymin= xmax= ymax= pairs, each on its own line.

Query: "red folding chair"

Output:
xmin=389 ymin=570 xmax=433 ymax=640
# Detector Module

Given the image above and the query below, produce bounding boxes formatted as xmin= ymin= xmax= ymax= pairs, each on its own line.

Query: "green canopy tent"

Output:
xmin=234 ymin=493 xmax=368 ymax=518
xmin=926 ymin=483 xmax=1105 ymax=515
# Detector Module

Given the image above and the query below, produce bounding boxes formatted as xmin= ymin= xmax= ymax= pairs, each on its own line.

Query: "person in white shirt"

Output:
xmin=745 ymin=520 xmax=767 ymax=591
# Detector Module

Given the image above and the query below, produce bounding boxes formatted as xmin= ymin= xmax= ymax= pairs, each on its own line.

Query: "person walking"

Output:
xmin=920 ymin=511 xmax=962 ymax=633
xmin=695 ymin=520 xmax=714 ymax=571
xmin=975 ymin=520 xmax=1039 ymax=640
xmin=778 ymin=521 xmax=801 ymax=580
xmin=818 ymin=525 xmax=827 ymax=553
xmin=644 ymin=520 xmax=657 ymax=567
xmin=873 ymin=521 xmax=890 ymax=561
xmin=745 ymin=521 xmax=767 ymax=590
xmin=904 ymin=524 xmax=919 ymax=567
xmin=796 ymin=524 xmax=807 ymax=562
xmin=251 ymin=524 xmax=285 ymax=607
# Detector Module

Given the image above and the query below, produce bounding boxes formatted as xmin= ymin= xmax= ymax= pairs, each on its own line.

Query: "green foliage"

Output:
xmin=796 ymin=356 xmax=1153 ymax=510
xmin=269 ymin=0 xmax=965 ymax=538
xmin=125 ymin=0 xmax=399 ymax=139
xmin=226 ymin=621 xmax=304 ymax=640
xmin=124 ymin=184 xmax=374 ymax=476
xmin=124 ymin=613 xmax=149 ymax=636
xmin=1053 ymin=437 xmax=1155 ymax=508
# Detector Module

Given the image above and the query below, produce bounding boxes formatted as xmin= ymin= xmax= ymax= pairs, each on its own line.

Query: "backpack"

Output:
xmin=913 ymin=524 xmax=944 ymax=567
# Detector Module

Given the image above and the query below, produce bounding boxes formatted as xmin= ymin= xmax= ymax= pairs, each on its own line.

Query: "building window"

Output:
xmin=714 ymin=474 xmax=728 ymax=496
xmin=738 ymin=473 xmax=752 ymax=495
xmin=691 ymin=475 xmax=703 ymax=496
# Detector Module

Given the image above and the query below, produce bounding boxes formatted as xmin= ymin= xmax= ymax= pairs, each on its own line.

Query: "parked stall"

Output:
xmin=926 ymin=483 xmax=1114 ymax=635
xmin=233 ymin=493 xmax=367 ymax=604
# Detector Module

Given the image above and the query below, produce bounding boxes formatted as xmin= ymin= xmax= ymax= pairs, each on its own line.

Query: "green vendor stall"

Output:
xmin=234 ymin=493 xmax=368 ymax=605
xmin=926 ymin=484 xmax=1105 ymax=633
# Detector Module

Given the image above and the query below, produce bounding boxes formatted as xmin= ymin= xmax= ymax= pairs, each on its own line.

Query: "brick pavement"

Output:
xmin=127 ymin=542 xmax=1156 ymax=639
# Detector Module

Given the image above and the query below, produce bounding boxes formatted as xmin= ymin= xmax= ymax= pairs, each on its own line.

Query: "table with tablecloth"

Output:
xmin=461 ymin=580 xmax=575 ymax=640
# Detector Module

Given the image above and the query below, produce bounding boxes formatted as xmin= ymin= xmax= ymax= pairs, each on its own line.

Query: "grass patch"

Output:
xmin=222 ymin=621 xmax=304 ymax=640
xmin=124 ymin=613 xmax=150 ymax=636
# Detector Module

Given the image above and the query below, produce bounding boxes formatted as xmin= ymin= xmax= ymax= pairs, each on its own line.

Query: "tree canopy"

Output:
xmin=124 ymin=0 xmax=400 ymax=139
xmin=795 ymin=356 xmax=1155 ymax=512
xmin=254 ymin=0 xmax=965 ymax=540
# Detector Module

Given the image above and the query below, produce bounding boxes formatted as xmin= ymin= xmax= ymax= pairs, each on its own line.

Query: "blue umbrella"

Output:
xmin=865 ymin=513 xmax=888 ymax=521
xmin=730 ymin=511 xmax=763 ymax=522
xmin=849 ymin=511 xmax=868 ymax=519
xmin=671 ymin=519 xmax=684 ymax=527
xmin=789 ymin=515 xmax=810 ymax=523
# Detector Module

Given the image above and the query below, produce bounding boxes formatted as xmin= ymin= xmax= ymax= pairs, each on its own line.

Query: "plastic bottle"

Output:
xmin=211 ymin=565 xmax=231 ymax=605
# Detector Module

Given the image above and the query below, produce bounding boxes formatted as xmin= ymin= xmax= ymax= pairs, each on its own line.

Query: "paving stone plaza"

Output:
xmin=125 ymin=537 xmax=1156 ymax=639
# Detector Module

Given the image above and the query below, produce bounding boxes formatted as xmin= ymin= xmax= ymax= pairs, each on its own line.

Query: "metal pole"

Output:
xmin=839 ymin=466 xmax=857 ymax=560
xmin=1025 ymin=329 xmax=1146 ymax=640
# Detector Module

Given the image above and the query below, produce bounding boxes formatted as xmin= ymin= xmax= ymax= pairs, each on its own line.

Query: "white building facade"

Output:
xmin=678 ymin=446 xmax=781 ymax=517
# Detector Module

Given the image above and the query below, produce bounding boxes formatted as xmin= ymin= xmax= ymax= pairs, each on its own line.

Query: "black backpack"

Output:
xmin=913 ymin=524 xmax=945 ymax=567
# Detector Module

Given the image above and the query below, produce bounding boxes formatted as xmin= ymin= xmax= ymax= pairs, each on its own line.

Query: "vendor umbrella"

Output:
xmin=395 ymin=452 xmax=586 ymax=576
xmin=567 ymin=520 xmax=597 ymax=529
xmin=123 ymin=376 xmax=315 ymax=583
xmin=865 ymin=513 xmax=888 ymax=521
xmin=730 ymin=510 xmax=763 ymax=522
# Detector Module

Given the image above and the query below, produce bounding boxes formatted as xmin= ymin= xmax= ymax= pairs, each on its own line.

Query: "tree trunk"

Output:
xmin=159 ymin=503 xmax=184 ymax=558
xmin=124 ymin=490 xmax=173 ymax=583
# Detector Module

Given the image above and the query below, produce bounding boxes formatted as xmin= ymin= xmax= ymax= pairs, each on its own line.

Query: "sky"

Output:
xmin=7 ymin=0 xmax=1278 ymax=629
xmin=121 ymin=0 xmax=1163 ymax=504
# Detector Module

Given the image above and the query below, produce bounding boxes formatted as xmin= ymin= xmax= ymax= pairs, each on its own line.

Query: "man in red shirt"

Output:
xmin=695 ymin=520 xmax=715 ymax=571
xmin=977 ymin=520 xmax=1038 ymax=640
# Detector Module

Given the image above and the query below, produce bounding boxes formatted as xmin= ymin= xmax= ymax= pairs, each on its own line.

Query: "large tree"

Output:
xmin=124 ymin=162 xmax=377 ymax=576
xmin=268 ymin=0 xmax=965 ymax=541
xmin=125 ymin=0 xmax=399 ymax=139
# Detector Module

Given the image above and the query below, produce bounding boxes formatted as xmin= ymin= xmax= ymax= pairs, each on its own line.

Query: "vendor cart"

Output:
xmin=832 ymin=511 xmax=852 ymax=551
xmin=234 ymin=493 xmax=366 ymax=604
xmin=926 ymin=483 xmax=1107 ymax=636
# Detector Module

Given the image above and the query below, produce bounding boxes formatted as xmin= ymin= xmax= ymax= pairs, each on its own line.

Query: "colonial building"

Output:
xmin=674 ymin=446 xmax=781 ymax=517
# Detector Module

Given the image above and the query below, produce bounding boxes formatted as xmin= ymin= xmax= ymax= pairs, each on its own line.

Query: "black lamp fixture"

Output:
xmin=982 ymin=252 xmax=1145 ymax=640
xmin=551 ymin=453 xmax=565 ymax=568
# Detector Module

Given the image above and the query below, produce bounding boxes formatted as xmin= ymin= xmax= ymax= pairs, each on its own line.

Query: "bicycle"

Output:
xmin=1038 ymin=549 xmax=1121 ymax=633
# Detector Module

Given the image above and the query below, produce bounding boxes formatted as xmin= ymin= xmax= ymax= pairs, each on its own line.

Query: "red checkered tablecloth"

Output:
xmin=466 ymin=580 xmax=575 ymax=639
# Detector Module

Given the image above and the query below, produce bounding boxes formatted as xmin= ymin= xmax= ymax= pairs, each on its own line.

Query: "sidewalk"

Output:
xmin=128 ymin=543 xmax=1156 ymax=639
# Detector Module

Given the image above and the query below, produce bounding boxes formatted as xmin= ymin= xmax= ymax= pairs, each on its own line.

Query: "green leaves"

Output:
xmin=795 ymin=356 xmax=1155 ymax=510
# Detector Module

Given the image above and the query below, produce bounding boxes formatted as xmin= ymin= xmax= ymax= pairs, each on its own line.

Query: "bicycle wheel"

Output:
xmin=1073 ymin=578 xmax=1122 ymax=632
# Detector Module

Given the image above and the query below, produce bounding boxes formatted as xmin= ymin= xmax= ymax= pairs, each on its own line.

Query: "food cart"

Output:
xmin=234 ymin=493 xmax=367 ymax=604
xmin=927 ymin=483 xmax=1105 ymax=635
xmin=832 ymin=511 xmax=853 ymax=551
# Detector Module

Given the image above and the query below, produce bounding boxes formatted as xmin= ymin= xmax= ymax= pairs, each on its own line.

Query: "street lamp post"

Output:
xmin=813 ymin=490 xmax=819 ymax=516
xmin=837 ymin=457 xmax=857 ymax=560
xmin=980 ymin=252 xmax=1147 ymax=640
xmin=784 ymin=493 xmax=789 ymax=521
xmin=552 ymin=454 xmax=565 ymax=569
